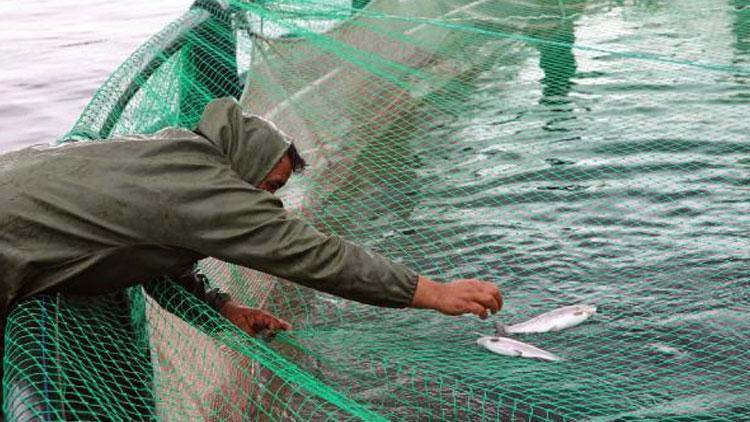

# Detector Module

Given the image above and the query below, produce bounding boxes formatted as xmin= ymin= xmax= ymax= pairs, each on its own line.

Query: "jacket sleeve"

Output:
xmin=144 ymin=264 xmax=231 ymax=313
xmin=163 ymin=174 xmax=418 ymax=308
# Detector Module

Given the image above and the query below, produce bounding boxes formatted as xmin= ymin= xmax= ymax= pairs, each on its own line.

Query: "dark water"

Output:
xmin=0 ymin=0 xmax=189 ymax=154
xmin=281 ymin=1 xmax=750 ymax=419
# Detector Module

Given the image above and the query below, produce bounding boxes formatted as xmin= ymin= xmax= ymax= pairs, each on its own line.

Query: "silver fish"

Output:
xmin=498 ymin=304 xmax=597 ymax=335
xmin=476 ymin=335 xmax=562 ymax=361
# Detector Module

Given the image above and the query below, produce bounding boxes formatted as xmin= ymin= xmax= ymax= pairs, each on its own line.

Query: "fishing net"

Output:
xmin=4 ymin=0 xmax=749 ymax=420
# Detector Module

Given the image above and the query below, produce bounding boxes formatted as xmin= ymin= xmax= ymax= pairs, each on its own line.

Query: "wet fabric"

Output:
xmin=196 ymin=97 xmax=291 ymax=187
xmin=0 ymin=95 xmax=417 ymax=313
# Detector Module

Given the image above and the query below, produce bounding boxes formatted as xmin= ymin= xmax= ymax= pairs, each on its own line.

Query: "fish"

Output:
xmin=476 ymin=335 xmax=562 ymax=361
xmin=498 ymin=304 xmax=597 ymax=335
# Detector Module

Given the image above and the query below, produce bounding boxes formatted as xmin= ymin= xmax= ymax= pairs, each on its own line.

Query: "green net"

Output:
xmin=4 ymin=0 xmax=750 ymax=420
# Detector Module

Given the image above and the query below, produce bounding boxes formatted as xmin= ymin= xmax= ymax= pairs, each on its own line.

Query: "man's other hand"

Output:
xmin=219 ymin=300 xmax=292 ymax=336
xmin=411 ymin=276 xmax=502 ymax=319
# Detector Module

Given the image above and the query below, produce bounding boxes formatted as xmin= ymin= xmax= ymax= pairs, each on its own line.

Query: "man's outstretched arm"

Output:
xmin=160 ymin=174 xmax=502 ymax=318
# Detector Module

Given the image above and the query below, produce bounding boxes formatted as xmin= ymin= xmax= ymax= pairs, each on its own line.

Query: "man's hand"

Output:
xmin=219 ymin=300 xmax=292 ymax=337
xmin=411 ymin=276 xmax=502 ymax=319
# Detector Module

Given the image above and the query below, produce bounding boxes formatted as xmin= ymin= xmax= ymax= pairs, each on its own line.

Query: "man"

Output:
xmin=0 ymin=98 xmax=501 ymax=416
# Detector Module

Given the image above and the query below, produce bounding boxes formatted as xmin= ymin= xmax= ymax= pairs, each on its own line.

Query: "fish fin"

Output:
xmin=494 ymin=322 xmax=507 ymax=336
xmin=513 ymin=340 xmax=563 ymax=361
xmin=544 ymin=353 xmax=564 ymax=362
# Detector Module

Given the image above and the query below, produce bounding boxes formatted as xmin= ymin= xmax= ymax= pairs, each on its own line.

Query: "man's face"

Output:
xmin=258 ymin=154 xmax=293 ymax=194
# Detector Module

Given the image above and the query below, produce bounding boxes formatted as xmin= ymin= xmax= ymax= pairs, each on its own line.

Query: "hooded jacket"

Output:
xmin=0 ymin=97 xmax=418 ymax=355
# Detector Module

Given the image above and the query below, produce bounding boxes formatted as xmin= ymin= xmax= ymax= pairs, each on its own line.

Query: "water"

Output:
xmin=0 ymin=0 xmax=190 ymax=154
xmin=289 ymin=1 xmax=750 ymax=419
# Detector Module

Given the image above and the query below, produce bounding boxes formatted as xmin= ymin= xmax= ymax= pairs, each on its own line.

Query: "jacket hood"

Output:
xmin=196 ymin=97 xmax=290 ymax=186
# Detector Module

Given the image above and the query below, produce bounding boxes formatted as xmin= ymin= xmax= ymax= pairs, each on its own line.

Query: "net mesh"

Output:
xmin=4 ymin=0 xmax=750 ymax=420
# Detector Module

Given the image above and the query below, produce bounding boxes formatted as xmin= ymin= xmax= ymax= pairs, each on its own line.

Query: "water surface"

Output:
xmin=0 ymin=0 xmax=189 ymax=153
xmin=285 ymin=1 xmax=750 ymax=419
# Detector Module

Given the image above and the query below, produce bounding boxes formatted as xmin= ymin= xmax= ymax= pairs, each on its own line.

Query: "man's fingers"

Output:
xmin=467 ymin=283 xmax=501 ymax=314
xmin=475 ymin=292 xmax=499 ymax=313
xmin=488 ymin=286 xmax=502 ymax=313
xmin=241 ymin=316 xmax=257 ymax=336
xmin=224 ymin=305 xmax=293 ymax=337
xmin=478 ymin=282 xmax=502 ymax=313
xmin=494 ymin=288 xmax=503 ymax=312
xmin=261 ymin=316 xmax=291 ymax=333
xmin=467 ymin=303 xmax=488 ymax=319
xmin=474 ymin=297 xmax=495 ymax=315
xmin=263 ymin=317 xmax=281 ymax=332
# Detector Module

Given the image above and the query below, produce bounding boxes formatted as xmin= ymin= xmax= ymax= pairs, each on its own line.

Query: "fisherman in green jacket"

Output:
xmin=0 ymin=98 xmax=502 ymax=416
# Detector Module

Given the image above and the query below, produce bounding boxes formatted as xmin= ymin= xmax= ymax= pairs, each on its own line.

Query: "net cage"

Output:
xmin=3 ymin=0 xmax=750 ymax=420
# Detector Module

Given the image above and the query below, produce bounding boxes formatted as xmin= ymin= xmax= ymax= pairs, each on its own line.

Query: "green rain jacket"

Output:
xmin=0 ymin=97 xmax=418 ymax=355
